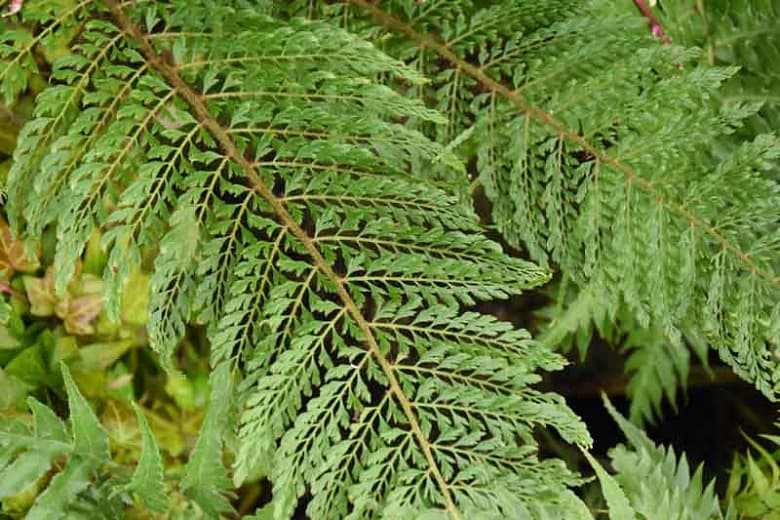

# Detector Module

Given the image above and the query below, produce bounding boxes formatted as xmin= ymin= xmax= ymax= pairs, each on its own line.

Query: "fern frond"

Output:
xmin=583 ymin=448 xmax=637 ymax=520
xmin=0 ymin=364 xmax=110 ymax=519
xmin=0 ymin=397 xmax=70 ymax=501
xmin=0 ymin=363 xmax=218 ymax=518
xmin=343 ymin=0 xmax=780 ymax=405
xmin=623 ymin=324 xmax=691 ymax=425
xmin=602 ymin=395 xmax=725 ymax=520
xmin=726 ymin=421 xmax=780 ymax=519
xmin=62 ymin=363 xmax=110 ymax=463
xmin=661 ymin=0 xmax=780 ymax=135
xmin=0 ymin=0 xmax=89 ymax=105
xmin=3 ymin=0 xmax=593 ymax=517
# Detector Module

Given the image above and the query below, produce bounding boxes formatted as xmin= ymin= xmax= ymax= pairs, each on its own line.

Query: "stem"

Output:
xmin=633 ymin=0 xmax=672 ymax=45
xmin=349 ymin=0 xmax=779 ymax=289
xmin=104 ymin=2 xmax=462 ymax=517
xmin=0 ymin=281 xmax=25 ymax=301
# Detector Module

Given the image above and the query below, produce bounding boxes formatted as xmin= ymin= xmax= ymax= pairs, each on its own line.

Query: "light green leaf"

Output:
xmin=5 ymin=345 xmax=47 ymax=387
xmin=0 ymin=323 xmax=19 ymax=349
xmin=76 ymin=339 xmax=133 ymax=371
xmin=28 ymin=396 xmax=67 ymax=442
xmin=61 ymin=363 xmax=109 ymax=463
xmin=247 ymin=502 xmax=274 ymax=520
xmin=0 ymin=450 xmax=58 ymax=500
xmin=25 ymin=457 xmax=91 ymax=520
xmin=23 ymin=273 xmax=57 ymax=317
xmin=602 ymin=394 xmax=653 ymax=452
xmin=0 ymin=298 xmax=10 ymax=324
xmin=182 ymin=361 xmax=234 ymax=516
xmin=127 ymin=402 xmax=168 ymax=513
xmin=0 ymin=367 xmax=29 ymax=410
xmin=582 ymin=448 xmax=637 ymax=520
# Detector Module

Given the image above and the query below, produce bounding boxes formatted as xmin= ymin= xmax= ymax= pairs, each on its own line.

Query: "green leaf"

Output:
xmin=28 ymin=396 xmax=67 ymax=442
xmin=0 ymin=323 xmax=20 ymax=350
xmin=25 ymin=457 xmax=92 ymax=520
xmin=0 ymin=397 xmax=69 ymax=499
xmin=0 ymin=451 xmax=57 ymax=500
xmin=0 ymin=298 xmax=10 ymax=324
xmin=60 ymin=363 xmax=109 ymax=463
xmin=181 ymin=361 xmax=234 ymax=517
xmin=603 ymin=394 xmax=724 ymax=520
xmin=582 ymin=448 xmax=637 ymax=520
xmin=602 ymin=394 xmax=654 ymax=452
xmin=246 ymin=502 xmax=274 ymax=520
xmin=5 ymin=345 xmax=47 ymax=387
xmin=127 ymin=402 xmax=168 ymax=513
xmin=22 ymin=273 xmax=57 ymax=317
xmin=0 ymin=367 xmax=29 ymax=410
xmin=76 ymin=339 xmax=133 ymax=371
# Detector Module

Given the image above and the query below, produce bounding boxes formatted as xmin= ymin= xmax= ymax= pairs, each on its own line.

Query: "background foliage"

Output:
xmin=0 ymin=0 xmax=777 ymax=519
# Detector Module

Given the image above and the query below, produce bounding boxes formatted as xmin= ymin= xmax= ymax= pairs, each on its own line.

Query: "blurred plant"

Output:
xmin=725 ymin=423 xmax=780 ymax=520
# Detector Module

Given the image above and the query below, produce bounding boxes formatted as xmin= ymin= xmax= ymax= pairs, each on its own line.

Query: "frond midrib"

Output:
xmin=349 ymin=0 xmax=780 ymax=290
xmin=103 ymin=1 xmax=464 ymax=517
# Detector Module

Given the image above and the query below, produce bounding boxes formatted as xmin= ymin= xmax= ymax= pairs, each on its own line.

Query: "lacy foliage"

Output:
xmin=278 ymin=0 xmax=780 ymax=424
xmin=1 ymin=0 xmax=593 ymax=518
xmin=1 ymin=0 xmax=778 ymax=518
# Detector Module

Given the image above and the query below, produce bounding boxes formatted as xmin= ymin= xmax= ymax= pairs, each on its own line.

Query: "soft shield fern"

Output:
xmin=597 ymin=395 xmax=726 ymax=520
xmin=1 ymin=1 xmax=592 ymax=518
xmin=313 ymin=0 xmax=780 ymax=422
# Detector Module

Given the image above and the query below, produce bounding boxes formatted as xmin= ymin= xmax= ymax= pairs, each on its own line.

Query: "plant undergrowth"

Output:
xmin=0 ymin=0 xmax=778 ymax=519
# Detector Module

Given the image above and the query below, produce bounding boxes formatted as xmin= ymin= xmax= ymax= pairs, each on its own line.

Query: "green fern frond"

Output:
xmin=0 ymin=363 xmax=222 ymax=518
xmin=333 ymin=0 xmax=780 ymax=410
xmin=623 ymin=324 xmax=692 ymax=425
xmin=0 ymin=397 xmax=70 ymax=502
xmin=62 ymin=363 xmax=110 ymax=463
xmin=583 ymin=448 xmax=637 ymax=520
xmin=181 ymin=361 xmax=235 ymax=517
xmin=726 ymin=421 xmax=780 ymax=519
xmin=661 ymin=0 xmax=780 ymax=135
xmin=602 ymin=395 xmax=725 ymax=520
xmin=2 ymin=0 xmax=593 ymax=517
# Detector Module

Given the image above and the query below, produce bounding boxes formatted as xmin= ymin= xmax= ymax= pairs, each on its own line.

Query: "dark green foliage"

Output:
xmin=0 ymin=0 xmax=777 ymax=519
xmin=323 ymin=0 xmax=780 ymax=423
xmin=1 ymin=0 xmax=595 ymax=517
xmin=600 ymin=395 xmax=725 ymax=520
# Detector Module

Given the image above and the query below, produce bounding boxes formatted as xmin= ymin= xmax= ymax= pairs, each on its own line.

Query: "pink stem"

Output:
xmin=633 ymin=0 xmax=672 ymax=45
xmin=0 ymin=282 xmax=24 ymax=300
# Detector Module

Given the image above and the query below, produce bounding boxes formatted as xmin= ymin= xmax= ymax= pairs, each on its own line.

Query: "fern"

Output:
xmin=622 ymin=323 xmax=693 ymax=424
xmin=726 ymin=421 xmax=780 ymax=519
xmin=0 ymin=363 xmax=238 ymax=518
xmin=1 ymin=365 xmax=120 ymax=518
xmin=596 ymin=395 xmax=726 ymax=520
xmin=311 ymin=0 xmax=780 ymax=419
xmin=1 ymin=0 xmax=593 ymax=517
xmin=2 ymin=0 xmax=778 ymax=518
xmin=181 ymin=361 xmax=235 ymax=516
xmin=660 ymin=0 xmax=780 ymax=137
xmin=127 ymin=402 xmax=167 ymax=513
